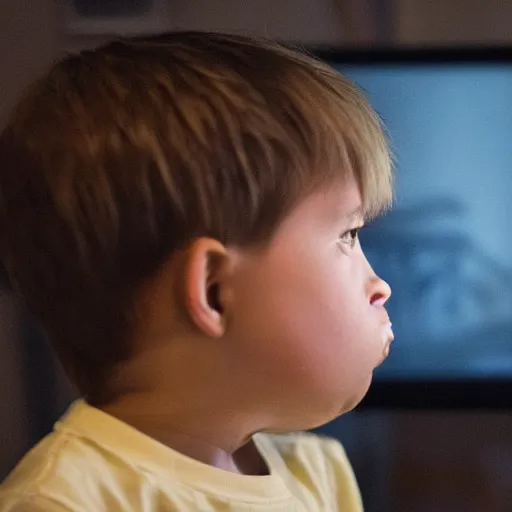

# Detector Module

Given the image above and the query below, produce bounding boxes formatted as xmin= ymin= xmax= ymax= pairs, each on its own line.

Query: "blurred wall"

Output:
xmin=0 ymin=0 xmax=60 ymax=128
xmin=0 ymin=292 xmax=28 ymax=478
xmin=395 ymin=0 xmax=512 ymax=46
xmin=0 ymin=0 xmax=60 ymax=476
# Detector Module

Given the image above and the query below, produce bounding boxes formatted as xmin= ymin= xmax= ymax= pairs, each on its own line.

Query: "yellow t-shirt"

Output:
xmin=0 ymin=401 xmax=363 ymax=511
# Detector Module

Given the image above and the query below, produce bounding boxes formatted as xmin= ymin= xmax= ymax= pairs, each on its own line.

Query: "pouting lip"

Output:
xmin=384 ymin=322 xmax=394 ymax=342
xmin=377 ymin=328 xmax=394 ymax=365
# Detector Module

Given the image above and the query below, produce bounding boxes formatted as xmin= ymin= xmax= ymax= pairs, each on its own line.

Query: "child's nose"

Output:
xmin=362 ymin=252 xmax=392 ymax=305
xmin=368 ymin=274 xmax=392 ymax=307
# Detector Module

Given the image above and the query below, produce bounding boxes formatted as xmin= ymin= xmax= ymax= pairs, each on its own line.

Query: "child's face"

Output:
xmin=227 ymin=176 xmax=393 ymax=430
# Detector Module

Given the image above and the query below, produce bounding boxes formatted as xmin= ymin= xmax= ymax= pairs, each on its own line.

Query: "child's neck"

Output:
xmin=98 ymin=392 xmax=269 ymax=476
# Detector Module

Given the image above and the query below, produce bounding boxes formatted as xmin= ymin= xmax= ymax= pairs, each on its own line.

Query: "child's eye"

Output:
xmin=338 ymin=227 xmax=361 ymax=249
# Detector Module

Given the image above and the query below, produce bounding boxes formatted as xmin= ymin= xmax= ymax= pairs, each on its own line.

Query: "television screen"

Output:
xmin=323 ymin=50 xmax=512 ymax=406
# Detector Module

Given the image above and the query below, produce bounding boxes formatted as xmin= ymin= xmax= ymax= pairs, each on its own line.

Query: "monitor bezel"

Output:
xmin=311 ymin=45 xmax=512 ymax=65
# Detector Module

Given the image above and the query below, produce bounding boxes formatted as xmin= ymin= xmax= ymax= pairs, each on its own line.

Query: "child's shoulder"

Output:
xmin=0 ymin=411 xmax=140 ymax=511
xmin=0 ymin=428 xmax=83 ymax=510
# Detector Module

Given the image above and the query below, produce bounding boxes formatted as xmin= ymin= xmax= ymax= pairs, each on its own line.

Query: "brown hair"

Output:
xmin=0 ymin=32 xmax=392 ymax=403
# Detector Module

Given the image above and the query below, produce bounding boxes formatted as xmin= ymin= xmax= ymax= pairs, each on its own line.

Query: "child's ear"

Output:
xmin=183 ymin=237 xmax=230 ymax=338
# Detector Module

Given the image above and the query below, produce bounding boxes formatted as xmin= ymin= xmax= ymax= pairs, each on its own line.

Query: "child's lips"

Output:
xmin=383 ymin=322 xmax=394 ymax=342
xmin=378 ymin=323 xmax=394 ymax=363
xmin=381 ymin=322 xmax=394 ymax=355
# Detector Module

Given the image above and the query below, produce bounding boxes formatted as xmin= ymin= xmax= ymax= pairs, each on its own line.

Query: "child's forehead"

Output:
xmin=313 ymin=177 xmax=363 ymax=219
xmin=278 ymin=177 xmax=364 ymax=231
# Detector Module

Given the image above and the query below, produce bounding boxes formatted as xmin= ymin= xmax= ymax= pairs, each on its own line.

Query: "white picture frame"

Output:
xmin=62 ymin=0 xmax=170 ymax=36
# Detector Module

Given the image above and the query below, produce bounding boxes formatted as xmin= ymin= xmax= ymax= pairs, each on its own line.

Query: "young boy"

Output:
xmin=0 ymin=32 xmax=393 ymax=511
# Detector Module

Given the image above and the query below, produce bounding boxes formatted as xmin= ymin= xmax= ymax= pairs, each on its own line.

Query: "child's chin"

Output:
xmin=309 ymin=384 xmax=375 ymax=429
xmin=337 ymin=375 xmax=374 ymax=414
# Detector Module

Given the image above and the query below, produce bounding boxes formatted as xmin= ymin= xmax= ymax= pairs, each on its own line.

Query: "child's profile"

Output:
xmin=0 ymin=32 xmax=393 ymax=511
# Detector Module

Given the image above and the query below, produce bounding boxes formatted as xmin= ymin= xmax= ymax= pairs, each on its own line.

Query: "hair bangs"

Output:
xmin=284 ymin=64 xmax=393 ymax=222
